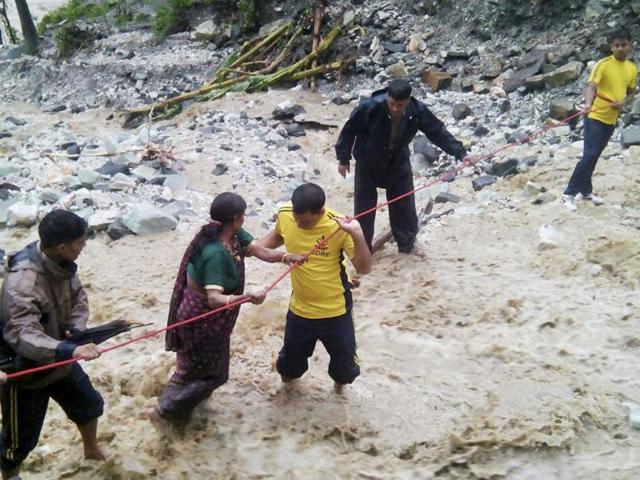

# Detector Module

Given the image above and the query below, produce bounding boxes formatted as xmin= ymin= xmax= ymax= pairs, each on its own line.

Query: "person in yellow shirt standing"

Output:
xmin=259 ymin=183 xmax=372 ymax=393
xmin=563 ymin=29 xmax=637 ymax=211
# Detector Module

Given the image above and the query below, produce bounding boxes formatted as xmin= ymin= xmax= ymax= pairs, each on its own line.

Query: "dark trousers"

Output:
xmin=354 ymin=161 xmax=418 ymax=252
xmin=276 ymin=310 xmax=360 ymax=385
xmin=564 ymin=117 xmax=615 ymax=196
xmin=0 ymin=364 xmax=104 ymax=471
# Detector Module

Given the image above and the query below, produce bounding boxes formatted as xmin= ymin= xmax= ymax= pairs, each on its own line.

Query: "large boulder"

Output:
xmin=539 ymin=61 xmax=584 ymax=88
xmin=122 ymin=203 xmax=178 ymax=235
xmin=621 ymin=125 xmax=640 ymax=148
xmin=503 ymin=49 xmax=546 ymax=93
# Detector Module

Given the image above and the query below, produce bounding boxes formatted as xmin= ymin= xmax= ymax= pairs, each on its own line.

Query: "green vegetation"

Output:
xmin=235 ymin=0 xmax=256 ymax=32
xmin=38 ymin=0 xmax=110 ymax=33
xmin=153 ymin=0 xmax=256 ymax=41
xmin=53 ymin=21 xmax=95 ymax=56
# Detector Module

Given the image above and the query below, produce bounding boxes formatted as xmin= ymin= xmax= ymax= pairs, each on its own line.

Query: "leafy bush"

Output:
xmin=53 ymin=21 xmax=95 ymax=56
xmin=38 ymin=0 xmax=109 ymax=33
xmin=153 ymin=0 xmax=256 ymax=41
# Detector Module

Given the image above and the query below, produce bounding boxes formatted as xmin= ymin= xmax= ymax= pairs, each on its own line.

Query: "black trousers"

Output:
xmin=354 ymin=161 xmax=418 ymax=252
xmin=0 ymin=364 xmax=104 ymax=471
xmin=276 ymin=310 xmax=360 ymax=385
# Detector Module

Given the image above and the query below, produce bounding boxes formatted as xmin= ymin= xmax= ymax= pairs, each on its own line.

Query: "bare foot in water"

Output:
xmin=334 ymin=382 xmax=346 ymax=395
xmin=84 ymin=446 xmax=106 ymax=461
xmin=147 ymin=407 xmax=166 ymax=430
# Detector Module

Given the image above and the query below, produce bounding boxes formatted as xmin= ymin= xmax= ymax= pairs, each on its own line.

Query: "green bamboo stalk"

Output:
xmin=209 ymin=23 xmax=290 ymax=84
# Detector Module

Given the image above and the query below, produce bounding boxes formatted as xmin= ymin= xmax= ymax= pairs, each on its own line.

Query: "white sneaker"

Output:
xmin=562 ymin=194 xmax=577 ymax=211
xmin=580 ymin=193 xmax=604 ymax=205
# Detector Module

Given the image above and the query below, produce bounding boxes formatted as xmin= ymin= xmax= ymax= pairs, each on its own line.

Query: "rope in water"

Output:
xmin=5 ymin=107 xmax=589 ymax=380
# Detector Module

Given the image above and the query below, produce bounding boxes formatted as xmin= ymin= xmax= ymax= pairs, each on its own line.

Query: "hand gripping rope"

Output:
xmin=5 ymin=108 xmax=590 ymax=380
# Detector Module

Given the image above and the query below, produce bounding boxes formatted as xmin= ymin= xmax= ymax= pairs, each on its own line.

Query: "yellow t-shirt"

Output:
xmin=276 ymin=205 xmax=356 ymax=319
xmin=588 ymin=55 xmax=638 ymax=125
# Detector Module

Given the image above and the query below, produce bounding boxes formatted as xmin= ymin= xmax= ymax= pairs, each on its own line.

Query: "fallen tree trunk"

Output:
xmin=371 ymin=198 xmax=443 ymax=253
xmin=122 ymin=24 xmax=344 ymax=128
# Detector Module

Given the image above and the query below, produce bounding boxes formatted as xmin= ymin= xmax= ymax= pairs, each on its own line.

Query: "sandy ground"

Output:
xmin=1 ymin=89 xmax=640 ymax=479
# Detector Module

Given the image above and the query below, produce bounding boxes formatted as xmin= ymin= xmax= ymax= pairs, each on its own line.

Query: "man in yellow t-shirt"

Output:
xmin=259 ymin=183 xmax=372 ymax=393
xmin=562 ymin=29 xmax=637 ymax=211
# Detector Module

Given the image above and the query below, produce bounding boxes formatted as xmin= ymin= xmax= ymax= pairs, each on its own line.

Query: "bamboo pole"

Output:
xmin=310 ymin=0 xmax=324 ymax=92
xmin=123 ymin=24 xmax=343 ymax=127
xmin=209 ymin=23 xmax=290 ymax=85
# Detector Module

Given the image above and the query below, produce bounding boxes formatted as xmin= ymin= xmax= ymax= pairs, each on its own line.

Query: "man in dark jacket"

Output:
xmin=0 ymin=210 xmax=105 ymax=479
xmin=335 ymin=79 xmax=469 ymax=253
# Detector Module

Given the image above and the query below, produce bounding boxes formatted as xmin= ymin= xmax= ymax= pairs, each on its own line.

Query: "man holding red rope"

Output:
xmin=259 ymin=183 xmax=372 ymax=394
xmin=335 ymin=79 xmax=471 ymax=254
xmin=0 ymin=210 xmax=105 ymax=479
xmin=562 ymin=29 xmax=637 ymax=211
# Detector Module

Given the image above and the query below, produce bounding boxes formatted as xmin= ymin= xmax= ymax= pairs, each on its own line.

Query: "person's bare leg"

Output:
xmin=77 ymin=419 xmax=105 ymax=461
xmin=1 ymin=466 xmax=20 ymax=480
xmin=334 ymin=382 xmax=346 ymax=395
xmin=147 ymin=406 xmax=167 ymax=430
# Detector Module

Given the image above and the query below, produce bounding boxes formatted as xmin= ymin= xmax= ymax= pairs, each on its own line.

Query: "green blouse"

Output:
xmin=187 ymin=229 xmax=253 ymax=292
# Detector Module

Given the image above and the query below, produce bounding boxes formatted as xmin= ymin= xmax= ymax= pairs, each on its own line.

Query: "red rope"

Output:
xmin=5 ymin=109 xmax=586 ymax=380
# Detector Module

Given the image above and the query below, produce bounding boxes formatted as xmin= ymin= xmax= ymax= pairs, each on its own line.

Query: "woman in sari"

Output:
xmin=152 ymin=192 xmax=303 ymax=425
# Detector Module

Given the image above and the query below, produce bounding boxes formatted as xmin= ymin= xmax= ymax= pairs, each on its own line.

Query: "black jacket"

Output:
xmin=335 ymin=88 xmax=467 ymax=170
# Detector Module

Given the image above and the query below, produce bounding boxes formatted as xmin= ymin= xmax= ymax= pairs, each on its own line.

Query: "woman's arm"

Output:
xmin=205 ymin=287 xmax=251 ymax=308
xmin=245 ymin=240 xmax=306 ymax=265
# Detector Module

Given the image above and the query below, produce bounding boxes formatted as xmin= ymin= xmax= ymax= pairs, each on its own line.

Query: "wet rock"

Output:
xmin=523 ymin=182 xmax=544 ymax=196
xmin=413 ymin=136 xmax=440 ymax=164
xmin=621 ymin=125 xmax=640 ymax=148
xmin=0 ymin=182 xmax=20 ymax=200
xmin=489 ymin=159 xmax=519 ymax=177
xmin=504 ymin=49 xmax=546 ymax=93
xmin=0 ymin=198 xmax=19 ymax=225
xmin=472 ymin=175 xmax=497 ymax=191
xmin=446 ymin=48 xmax=472 ymax=60
xmin=131 ymin=165 xmax=158 ymax=182
xmin=287 ymin=143 xmax=301 ymax=151
xmin=435 ymin=192 xmax=462 ymax=204
xmin=537 ymin=61 xmax=583 ymax=88
xmin=122 ymin=203 xmax=178 ymax=235
xmin=163 ymin=174 xmax=189 ymax=191
xmin=192 ymin=20 xmax=216 ymax=41
xmin=106 ymin=218 xmax=132 ymax=241
xmin=5 ymin=116 xmax=26 ymax=126
xmin=109 ymin=173 xmax=136 ymax=190
xmin=39 ymin=188 xmax=64 ymax=204
xmin=284 ymin=123 xmax=306 ymax=137
xmin=422 ymin=69 xmax=452 ymax=91
xmin=342 ymin=10 xmax=356 ymax=26
xmin=0 ymin=160 xmax=19 ymax=178
xmin=383 ymin=42 xmax=405 ymax=54
xmin=47 ymin=105 xmax=67 ymax=113
xmin=78 ymin=168 xmax=103 ymax=187
xmin=7 ymin=202 xmax=38 ymax=227
xmin=474 ymin=125 xmax=489 ymax=136
xmin=97 ymin=160 xmax=130 ymax=177
xmin=0 ymin=130 xmax=11 ymax=139
xmin=549 ymin=99 xmax=576 ymax=120
xmin=212 ymin=163 xmax=228 ymax=176
xmin=472 ymin=82 xmax=490 ymax=94
xmin=452 ymin=103 xmax=472 ymax=120
xmin=272 ymin=101 xmax=306 ymax=120
xmin=88 ymin=209 xmax=120 ymax=232
xmin=386 ymin=62 xmax=407 ymax=79
xmin=161 ymin=201 xmax=195 ymax=220
xmin=531 ymin=192 xmax=557 ymax=205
